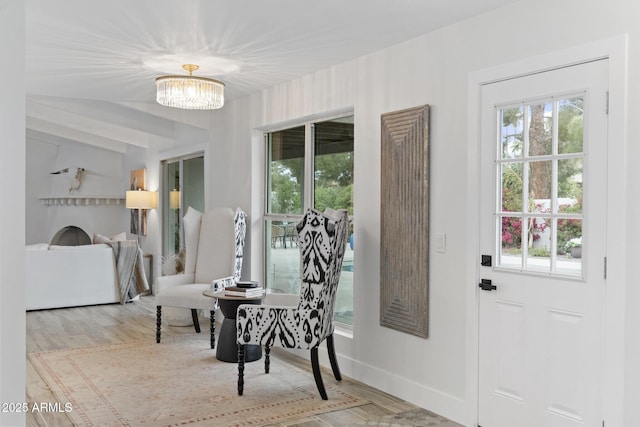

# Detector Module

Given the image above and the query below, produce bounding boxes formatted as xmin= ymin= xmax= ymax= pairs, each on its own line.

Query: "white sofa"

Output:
xmin=25 ymin=243 xmax=120 ymax=310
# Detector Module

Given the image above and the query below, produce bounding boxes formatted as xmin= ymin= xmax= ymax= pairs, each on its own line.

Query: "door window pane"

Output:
xmin=557 ymin=217 xmax=582 ymax=275
xmin=501 ymin=162 xmax=523 ymax=213
xmin=558 ymin=97 xmax=584 ymax=154
xmin=526 ymin=216 xmax=551 ymax=272
xmin=558 ymin=158 xmax=582 ymax=208
xmin=527 ymin=102 xmax=552 ymax=157
xmin=500 ymin=106 xmax=523 ymax=159
xmin=528 ymin=160 xmax=552 ymax=208
xmin=500 ymin=215 xmax=523 ymax=267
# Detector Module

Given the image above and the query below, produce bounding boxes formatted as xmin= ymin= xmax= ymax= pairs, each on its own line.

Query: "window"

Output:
xmin=265 ymin=115 xmax=354 ymax=324
xmin=497 ymin=96 xmax=583 ymax=276
xmin=162 ymin=154 xmax=204 ymax=264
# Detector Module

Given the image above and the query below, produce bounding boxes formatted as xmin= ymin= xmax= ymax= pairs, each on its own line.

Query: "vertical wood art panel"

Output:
xmin=380 ymin=105 xmax=429 ymax=338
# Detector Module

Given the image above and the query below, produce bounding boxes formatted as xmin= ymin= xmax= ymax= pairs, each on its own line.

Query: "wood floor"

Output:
xmin=26 ymin=295 xmax=460 ymax=427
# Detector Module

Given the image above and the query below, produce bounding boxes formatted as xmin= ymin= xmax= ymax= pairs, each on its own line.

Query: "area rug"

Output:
xmin=29 ymin=337 xmax=367 ymax=426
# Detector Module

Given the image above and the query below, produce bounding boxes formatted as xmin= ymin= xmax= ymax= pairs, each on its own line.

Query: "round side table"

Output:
xmin=203 ymin=290 xmax=263 ymax=363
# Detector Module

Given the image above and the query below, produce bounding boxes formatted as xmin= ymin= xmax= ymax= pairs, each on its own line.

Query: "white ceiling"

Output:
xmin=26 ymin=0 xmax=522 ymax=151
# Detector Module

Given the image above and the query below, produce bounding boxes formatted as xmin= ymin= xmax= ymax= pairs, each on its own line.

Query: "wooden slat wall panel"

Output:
xmin=380 ymin=105 xmax=430 ymax=338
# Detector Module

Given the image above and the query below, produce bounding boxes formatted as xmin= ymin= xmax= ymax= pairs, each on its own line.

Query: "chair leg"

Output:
xmin=214 ymin=310 xmax=216 ymax=349
xmin=264 ymin=345 xmax=271 ymax=373
xmin=238 ymin=344 xmax=245 ymax=396
xmin=191 ymin=309 xmax=201 ymax=333
xmin=311 ymin=347 xmax=328 ymax=400
xmin=156 ymin=306 xmax=162 ymax=343
xmin=326 ymin=333 xmax=342 ymax=381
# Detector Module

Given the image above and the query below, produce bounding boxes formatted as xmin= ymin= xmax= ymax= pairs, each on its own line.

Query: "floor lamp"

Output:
xmin=126 ymin=190 xmax=157 ymax=245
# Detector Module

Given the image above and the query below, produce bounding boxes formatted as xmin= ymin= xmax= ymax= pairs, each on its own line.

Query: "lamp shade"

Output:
xmin=126 ymin=190 xmax=157 ymax=209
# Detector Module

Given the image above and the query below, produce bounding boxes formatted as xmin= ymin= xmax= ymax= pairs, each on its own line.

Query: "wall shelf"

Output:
xmin=39 ymin=196 xmax=125 ymax=207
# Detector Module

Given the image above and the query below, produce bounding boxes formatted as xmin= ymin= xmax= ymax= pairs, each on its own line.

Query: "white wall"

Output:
xmin=25 ymin=139 xmax=130 ymax=244
xmin=0 ymin=0 xmax=26 ymax=425
xmin=208 ymin=99 xmax=254 ymax=279
xmin=245 ymin=38 xmax=470 ymax=418
xmin=200 ymin=0 xmax=640 ymax=424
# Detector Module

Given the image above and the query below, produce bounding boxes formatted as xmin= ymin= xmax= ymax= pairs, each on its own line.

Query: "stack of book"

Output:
xmin=224 ymin=285 xmax=264 ymax=298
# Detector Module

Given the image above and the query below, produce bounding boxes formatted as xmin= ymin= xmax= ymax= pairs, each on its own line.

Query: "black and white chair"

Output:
xmin=155 ymin=207 xmax=246 ymax=349
xmin=236 ymin=208 xmax=349 ymax=400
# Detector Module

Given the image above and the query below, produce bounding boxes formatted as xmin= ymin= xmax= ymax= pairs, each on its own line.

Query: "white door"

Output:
xmin=478 ymin=60 xmax=608 ymax=427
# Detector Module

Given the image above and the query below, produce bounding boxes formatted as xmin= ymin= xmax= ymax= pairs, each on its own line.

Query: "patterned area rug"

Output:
xmin=29 ymin=337 xmax=367 ymax=426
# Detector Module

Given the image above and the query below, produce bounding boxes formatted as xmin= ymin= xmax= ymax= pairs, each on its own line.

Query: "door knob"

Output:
xmin=478 ymin=279 xmax=497 ymax=291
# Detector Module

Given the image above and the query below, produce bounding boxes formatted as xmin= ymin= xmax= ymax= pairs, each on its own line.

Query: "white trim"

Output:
xmin=466 ymin=34 xmax=627 ymax=427
xmin=331 ymin=352 xmax=466 ymax=424
xmin=250 ymin=128 xmax=267 ymax=291
xmin=271 ymin=337 xmax=464 ymax=424
xmin=256 ymin=107 xmax=354 ymax=132
xmin=159 ymin=143 xmax=208 ymax=161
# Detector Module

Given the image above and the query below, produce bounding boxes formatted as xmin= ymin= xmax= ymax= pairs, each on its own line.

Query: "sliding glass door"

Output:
xmin=162 ymin=154 xmax=204 ymax=264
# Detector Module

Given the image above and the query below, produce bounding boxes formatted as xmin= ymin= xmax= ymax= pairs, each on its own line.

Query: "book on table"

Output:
xmin=224 ymin=285 xmax=264 ymax=297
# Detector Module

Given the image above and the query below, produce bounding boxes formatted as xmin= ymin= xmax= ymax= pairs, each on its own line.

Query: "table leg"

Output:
xmin=216 ymin=317 xmax=261 ymax=363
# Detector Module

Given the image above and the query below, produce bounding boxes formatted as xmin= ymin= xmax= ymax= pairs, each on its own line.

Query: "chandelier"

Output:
xmin=155 ymin=64 xmax=225 ymax=110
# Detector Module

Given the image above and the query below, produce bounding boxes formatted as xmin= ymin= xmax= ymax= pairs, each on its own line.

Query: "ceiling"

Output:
xmin=26 ymin=0 xmax=522 ymax=153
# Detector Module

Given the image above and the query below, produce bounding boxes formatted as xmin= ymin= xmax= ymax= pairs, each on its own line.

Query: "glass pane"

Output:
xmin=558 ymin=97 xmax=584 ymax=154
xmin=313 ymin=117 xmax=354 ymax=214
xmin=183 ymin=156 xmax=204 ymax=212
xmin=501 ymin=162 xmax=523 ymax=213
xmin=557 ymin=217 xmax=582 ymax=276
xmin=166 ymin=161 xmax=181 ymax=256
xmin=268 ymin=127 xmax=305 ymax=215
xmin=529 ymin=216 xmax=550 ymax=249
xmin=558 ymin=158 xmax=582 ymax=210
xmin=334 ymin=221 xmax=354 ymax=324
xmin=500 ymin=215 xmax=523 ymax=268
xmin=500 ymin=106 xmax=523 ymax=159
xmin=528 ymin=160 xmax=552 ymax=209
xmin=527 ymin=102 xmax=552 ymax=157
xmin=314 ymin=116 xmax=354 ymax=325
xmin=558 ymin=217 xmax=582 ymax=255
xmin=265 ymin=217 xmax=354 ymax=324
xmin=527 ymin=216 xmax=551 ymax=272
xmin=163 ymin=155 xmax=204 ymax=265
xmin=264 ymin=219 xmax=301 ymax=294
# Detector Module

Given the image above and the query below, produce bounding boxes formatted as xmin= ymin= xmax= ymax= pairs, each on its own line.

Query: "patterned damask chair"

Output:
xmin=236 ymin=208 xmax=350 ymax=400
xmin=155 ymin=207 xmax=246 ymax=349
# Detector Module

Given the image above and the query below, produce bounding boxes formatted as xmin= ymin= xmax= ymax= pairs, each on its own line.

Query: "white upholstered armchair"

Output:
xmin=156 ymin=207 xmax=247 ymax=348
xmin=236 ymin=208 xmax=349 ymax=400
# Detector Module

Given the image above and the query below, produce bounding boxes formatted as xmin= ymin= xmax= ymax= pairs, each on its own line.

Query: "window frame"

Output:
xmin=263 ymin=112 xmax=355 ymax=326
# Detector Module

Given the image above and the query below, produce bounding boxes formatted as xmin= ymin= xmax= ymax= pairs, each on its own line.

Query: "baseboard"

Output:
xmin=317 ymin=350 xmax=467 ymax=425
xmin=248 ymin=340 xmax=468 ymax=425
